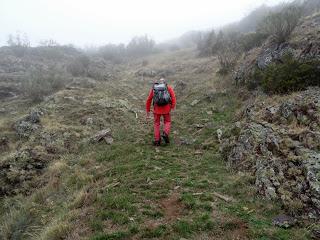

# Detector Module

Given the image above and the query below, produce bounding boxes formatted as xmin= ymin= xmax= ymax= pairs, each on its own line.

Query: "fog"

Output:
xmin=0 ymin=0 xmax=292 ymax=47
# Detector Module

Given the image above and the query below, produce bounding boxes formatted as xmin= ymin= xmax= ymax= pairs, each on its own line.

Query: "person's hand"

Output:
xmin=146 ymin=112 xmax=151 ymax=121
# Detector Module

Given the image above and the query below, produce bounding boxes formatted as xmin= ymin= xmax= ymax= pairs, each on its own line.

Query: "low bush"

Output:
xmin=22 ymin=66 xmax=70 ymax=102
xmin=217 ymin=48 xmax=239 ymax=75
xmin=98 ymin=43 xmax=126 ymax=63
xmin=126 ymin=35 xmax=155 ymax=57
xmin=216 ymin=31 xmax=242 ymax=74
xmin=252 ymin=54 xmax=320 ymax=94
xmin=67 ymin=55 xmax=91 ymax=77
xmin=238 ymin=32 xmax=268 ymax=52
xmin=97 ymin=35 xmax=156 ymax=63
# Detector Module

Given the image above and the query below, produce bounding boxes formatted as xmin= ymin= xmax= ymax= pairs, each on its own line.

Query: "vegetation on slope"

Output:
xmin=0 ymin=49 xmax=314 ymax=239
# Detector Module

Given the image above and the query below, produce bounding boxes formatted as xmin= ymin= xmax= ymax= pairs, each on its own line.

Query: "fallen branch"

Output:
xmin=105 ymin=182 xmax=120 ymax=189
xmin=129 ymin=109 xmax=139 ymax=119
xmin=192 ymin=192 xmax=204 ymax=196
xmin=213 ymin=192 xmax=233 ymax=202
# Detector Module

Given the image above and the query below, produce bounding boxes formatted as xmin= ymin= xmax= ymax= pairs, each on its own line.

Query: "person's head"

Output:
xmin=154 ymin=78 xmax=166 ymax=84
xmin=159 ymin=78 xmax=166 ymax=84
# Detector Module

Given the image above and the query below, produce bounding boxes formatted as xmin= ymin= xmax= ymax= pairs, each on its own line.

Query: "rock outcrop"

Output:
xmin=14 ymin=108 xmax=44 ymax=138
xmin=234 ymin=12 xmax=320 ymax=86
xmin=222 ymin=88 xmax=320 ymax=218
xmin=0 ymin=146 xmax=54 ymax=196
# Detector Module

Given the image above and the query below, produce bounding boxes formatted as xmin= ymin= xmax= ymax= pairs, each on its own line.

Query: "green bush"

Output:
xmin=253 ymin=54 xmax=320 ymax=94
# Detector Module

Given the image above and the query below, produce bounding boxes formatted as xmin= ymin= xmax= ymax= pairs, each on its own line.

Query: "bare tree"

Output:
xmin=126 ymin=35 xmax=155 ymax=57
xmin=7 ymin=32 xmax=30 ymax=47
xmin=257 ymin=5 xmax=303 ymax=43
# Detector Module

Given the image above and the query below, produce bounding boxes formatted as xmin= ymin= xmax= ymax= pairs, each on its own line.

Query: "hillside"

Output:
xmin=0 ymin=47 xmax=317 ymax=239
xmin=1 ymin=3 xmax=320 ymax=239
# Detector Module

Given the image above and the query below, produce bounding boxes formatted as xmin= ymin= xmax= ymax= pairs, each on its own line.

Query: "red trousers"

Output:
xmin=153 ymin=113 xmax=171 ymax=141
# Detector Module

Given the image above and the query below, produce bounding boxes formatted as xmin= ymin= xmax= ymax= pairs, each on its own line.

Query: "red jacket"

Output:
xmin=146 ymin=85 xmax=176 ymax=114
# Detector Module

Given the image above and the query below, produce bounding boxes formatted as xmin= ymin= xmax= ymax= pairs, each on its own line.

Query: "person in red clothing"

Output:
xmin=146 ymin=78 xmax=176 ymax=146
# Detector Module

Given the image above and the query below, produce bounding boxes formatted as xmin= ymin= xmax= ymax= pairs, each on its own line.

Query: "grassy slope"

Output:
xmin=0 ymin=49 xmax=311 ymax=240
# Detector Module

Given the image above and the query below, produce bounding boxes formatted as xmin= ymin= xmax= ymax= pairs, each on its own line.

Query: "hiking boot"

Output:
xmin=162 ymin=132 xmax=170 ymax=144
xmin=153 ymin=140 xmax=161 ymax=146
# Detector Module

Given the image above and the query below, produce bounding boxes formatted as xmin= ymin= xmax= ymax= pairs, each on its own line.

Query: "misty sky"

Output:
xmin=0 ymin=0 xmax=291 ymax=47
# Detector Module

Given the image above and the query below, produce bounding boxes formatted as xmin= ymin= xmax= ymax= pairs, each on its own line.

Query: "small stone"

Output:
xmin=86 ymin=117 xmax=94 ymax=125
xmin=180 ymin=138 xmax=193 ymax=145
xmin=63 ymin=96 xmax=76 ymax=102
xmin=104 ymin=136 xmax=114 ymax=145
xmin=194 ymin=124 xmax=205 ymax=129
xmin=90 ymin=129 xmax=112 ymax=144
xmin=272 ymin=214 xmax=296 ymax=228
xmin=195 ymin=150 xmax=203 ymax=155
xmin=235 ymin=121 xmax=241 ymax=128
xmin=217 ymin=129 xmax=223 ymax=143
xmin=191 ymin=99 xmax=200 ymax=106
xmin=266 ymin=186 xmax=277 ymax=200
xmin=311 ymin=229 xmax=320 ymax=239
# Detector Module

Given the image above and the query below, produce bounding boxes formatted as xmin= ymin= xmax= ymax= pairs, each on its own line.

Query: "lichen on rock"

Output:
xmin=222 ymin=88 xmax=320 ymax=217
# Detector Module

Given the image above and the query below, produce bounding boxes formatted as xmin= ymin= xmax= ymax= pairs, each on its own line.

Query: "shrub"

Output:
xmin=302 ymin=0 xmax=320 ymax=16
xmin=215 ymin=31 xmax=242 ymax=74
xmin=198 ymin=30 xmax=243 ymax=67
xmin=197 ymin=30 xmax=217 ymax=56
xmin=257 ymin=5 xmax=303 ymax=43
xmin=252 ymin=54 xmax=320 ymax=94
xmin=126 ymin=35 xmax=155 ymax=57
xmin=98 ymin=43 xmax=126 ymax=63
xmin=238 ymin=32 xmax=268 ymax=52
xmin=22 ymin=66 xmax=70 ymax=102
xmin=96 ymin=36 xmax=156 ymax=62
xmin=217 ymin=48 xmax=239 ymax=75
xmin=67 ymin=55 xmax=91 ymax=77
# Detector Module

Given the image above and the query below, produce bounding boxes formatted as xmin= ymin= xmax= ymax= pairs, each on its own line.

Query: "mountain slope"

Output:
xmin=0 ymin=49 xmax=313 ymax=240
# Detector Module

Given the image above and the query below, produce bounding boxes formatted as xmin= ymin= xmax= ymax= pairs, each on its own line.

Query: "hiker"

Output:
xmin=146 ymin=78 xmax=176 ymax=146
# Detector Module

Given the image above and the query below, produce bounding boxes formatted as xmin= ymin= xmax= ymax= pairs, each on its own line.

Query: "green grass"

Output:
xmin=0 ymin=49 xmax=314 ymax=240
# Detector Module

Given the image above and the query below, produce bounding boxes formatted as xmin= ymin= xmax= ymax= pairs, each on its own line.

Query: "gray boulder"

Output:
xmin=14 ymin=109 xmax=44 ymax=138
xmin=272 ymin=214 xmax=297 ymax=228
xmin=90 ymin=129 xmax=113 ymax=144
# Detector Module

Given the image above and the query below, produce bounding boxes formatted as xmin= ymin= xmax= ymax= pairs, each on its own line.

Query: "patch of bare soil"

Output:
xmin=65 ymin=207 xmax=95 ymax=240
xmin=160 ymin=192 xmax=185 ymax=222
xmin=212 ymin=209 xmax=249 ymax=240
xmin=144 ymin=192 xmax=185 ymax=230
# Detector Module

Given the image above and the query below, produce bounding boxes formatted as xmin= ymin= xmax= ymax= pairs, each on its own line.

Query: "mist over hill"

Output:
xmin=0 ymin=0 xmax=320 ymax=239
